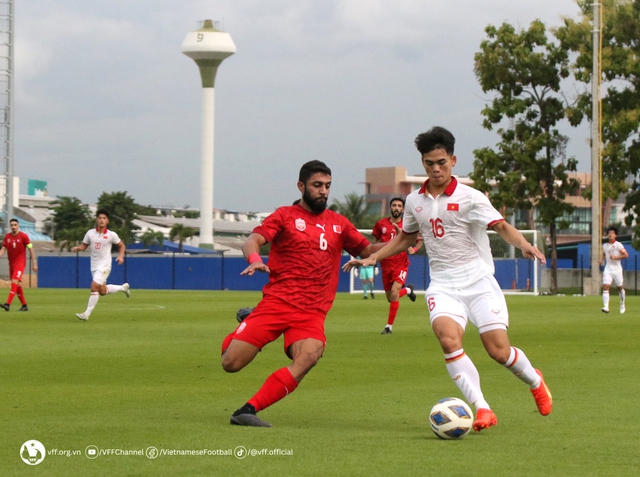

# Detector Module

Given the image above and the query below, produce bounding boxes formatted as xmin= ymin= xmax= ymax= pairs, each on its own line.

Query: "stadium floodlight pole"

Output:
xmin=589 ymin=2 xmax=602 ymax=296
xmin=181 ymin=20 xmax=236 ymax=249
xmin=1 ymin=0 xmax=15 ymax=231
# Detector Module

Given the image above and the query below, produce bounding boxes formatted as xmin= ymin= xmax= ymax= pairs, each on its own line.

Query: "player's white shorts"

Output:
xmin=91 ymin=268 xmax=111 ymax=285
xmin=602 ymin=270 xmax=624 ymax=287
xmin=425 ymin=274 xmax=508 ymax=334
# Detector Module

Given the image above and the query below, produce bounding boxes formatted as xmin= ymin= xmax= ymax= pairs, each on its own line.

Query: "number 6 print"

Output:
xmin=427 ymin=296 xmax=436 ymax=311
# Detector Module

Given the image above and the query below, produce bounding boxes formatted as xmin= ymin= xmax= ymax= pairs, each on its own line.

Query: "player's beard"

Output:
xmin=302 ymin=188 xmax=327 ymax=213
xmin=390 ymin=209 xmax=402 ymax=219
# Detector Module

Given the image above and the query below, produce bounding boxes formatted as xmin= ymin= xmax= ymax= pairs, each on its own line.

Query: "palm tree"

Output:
xmin=169 ymin=223 xmax=196 ymax=252
xmin=331 ymin=192 xmax=377 ymax=228
xmin=140 ymin=229 xmax=165 ymax=248
xmin=56 ymin=226 xmax=89 ymax=252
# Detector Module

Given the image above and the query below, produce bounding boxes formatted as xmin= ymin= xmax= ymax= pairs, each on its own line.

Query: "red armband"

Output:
xmin=247 ymin=252 xmax=263 ymax=265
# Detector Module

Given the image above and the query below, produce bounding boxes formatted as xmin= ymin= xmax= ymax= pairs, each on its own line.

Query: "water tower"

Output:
xmin=181 ymin=20 xmax=236 ymax=249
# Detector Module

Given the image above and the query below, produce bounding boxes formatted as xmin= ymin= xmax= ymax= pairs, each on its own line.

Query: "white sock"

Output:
xmin=603 ymin=290 xmax=610 ymax=308
xmin=445 ymin=349 xmax=489 ymax=410
xmin=85 ymin=292 xmax=99 ymax=316
xmin=106 ymin=284 xmax=124 ymax=294
xmin=504 ymin=347 xmax=540 ymax=388
xmin=620 ymin=289 xmax=626 ymax=304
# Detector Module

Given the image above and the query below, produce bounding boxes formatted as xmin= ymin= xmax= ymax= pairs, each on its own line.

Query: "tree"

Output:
xmin=97 ymin=191 xmax=141 ymax=245
xmin=169 ymin=223 xmax=196 ymax=252
xmin=331 ymin=192 xmax=378 ymax=229
xmin=49 ymin=196 xmax=93 ymax=251
xmin=556 ymin=0 xmax=640 ymax=247
xmin=472 ymin=20 xmax=580 ymax=294
xmin=140 ymin=229 xmax=165 ymax=248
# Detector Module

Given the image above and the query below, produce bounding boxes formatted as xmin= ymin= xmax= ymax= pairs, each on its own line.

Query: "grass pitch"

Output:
xmin=1 ymin=289 xmax=639 ymax=476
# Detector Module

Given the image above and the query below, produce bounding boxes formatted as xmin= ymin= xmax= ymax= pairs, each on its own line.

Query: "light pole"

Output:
xmin=589 ymin=3 xmax=602 ymax=295
xmin=181 ymin=20 xmax=236 ymax=249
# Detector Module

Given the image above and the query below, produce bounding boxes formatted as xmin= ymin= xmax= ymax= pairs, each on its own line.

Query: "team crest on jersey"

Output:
xmin=381 ymin=227 xmax=387 ymax=234
xmin=295 ymin=218 xmax=306 ymax=231
xmin=415 ymin=206 xmax=423 ymax=213
xmin=333 ymin=225 xmax=342 ymax=233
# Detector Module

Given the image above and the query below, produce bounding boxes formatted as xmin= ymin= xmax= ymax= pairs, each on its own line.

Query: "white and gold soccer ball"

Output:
xmin=429 ymin=397 xmax=474 ymax=439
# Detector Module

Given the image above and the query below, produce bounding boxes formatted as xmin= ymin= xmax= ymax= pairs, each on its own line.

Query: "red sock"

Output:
xmin=6 ymin=282 xmax=18 ymax=304
xmin=248 ymin=367 xmax=299 ymax=412
xmin=387 ymin=301 xmax=400 ymax=326
xmin=17 ymin=286 xmax=26 ymax=306
xmin=398 ymin=288 xmax=407 ymax=298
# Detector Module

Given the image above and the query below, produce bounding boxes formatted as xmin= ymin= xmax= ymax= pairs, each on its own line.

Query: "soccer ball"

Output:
xmin=429 ymin=397 xmax=474 ymax=439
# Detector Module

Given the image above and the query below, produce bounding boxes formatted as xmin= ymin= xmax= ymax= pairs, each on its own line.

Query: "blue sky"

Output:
xmin=14 ymin=0 xmax=587 ymax=212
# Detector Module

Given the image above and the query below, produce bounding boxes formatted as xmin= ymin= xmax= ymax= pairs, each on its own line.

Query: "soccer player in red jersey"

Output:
xmin=372 ymin=198 xmax=423 ymax=334
xmin=221 ymin=160 xmax=382 ymax=427
xmin=0 ymin=219 xmax=38 ymax=311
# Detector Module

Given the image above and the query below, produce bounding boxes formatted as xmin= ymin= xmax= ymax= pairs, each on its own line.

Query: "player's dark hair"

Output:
xmin=96 ymin=208 xmax=110 ymax=219
xmin=415 ymin=126 xmax=455 ymax=155
xmin=390 ymin=197 xmax=405 ymax=207
xmin=9 ymin=218 xmax=18 ymax=224
xmin=606 ymin=226 xmax=619 ymax=235
xmin=299 ymin=160 xmax=331 ymax=184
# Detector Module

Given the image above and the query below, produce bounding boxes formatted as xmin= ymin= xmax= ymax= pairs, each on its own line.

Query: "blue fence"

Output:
xmin=38 ymin=253 xmax=537 ymax=292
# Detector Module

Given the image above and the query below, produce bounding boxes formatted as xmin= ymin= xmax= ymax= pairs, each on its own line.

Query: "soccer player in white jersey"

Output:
xmin=344 ymin=126 xmax=553 ymax=432
xmin=72 ymin=209 xmax=130 ymax=321
xmin=599 ymin=226 xmax=628 ymax=314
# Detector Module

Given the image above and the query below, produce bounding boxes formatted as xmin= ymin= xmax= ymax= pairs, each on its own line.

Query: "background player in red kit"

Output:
xmin=372 ymin=198 xmax=422 ymax=334
xmin=0 ymin=219 xmax=38 ymax=311
xmin=221 ymin=160 xmax=382 ymax=427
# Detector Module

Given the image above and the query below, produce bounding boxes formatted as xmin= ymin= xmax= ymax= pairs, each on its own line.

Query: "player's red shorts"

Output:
xmin=231 ymin=296 xmax=327 ymax=358
xmin=9 ymin=266 xmax=25 ymax=282
xmin=381 ymin=265 xmax=408 ymax=291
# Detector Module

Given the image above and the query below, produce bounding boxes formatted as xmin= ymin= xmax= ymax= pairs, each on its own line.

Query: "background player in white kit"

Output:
xmin=599 ymin=226 xmax=628 ymax=314
xmin=344 ymin=126 xmax=553 ymax=432
xmin=72 ymin=209 xmax=130 ymax=321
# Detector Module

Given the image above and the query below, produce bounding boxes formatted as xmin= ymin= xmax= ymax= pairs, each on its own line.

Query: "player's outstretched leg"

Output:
xmin=230 ymin=403 xmax=272 ymax=427
xmin=445 ymin=349 xmax=497 ymax=432
xmin=503 ymin=346 xmax=552 ymax=416
xmin=230 ymin=367 xmax=299 ymax=427
xmin=602 ymin=290 xmax=610 ymax=313
xmin=473 ymin=408 xmax=498 ymax=432
xmin=530 ymin=369 xmax=553 ymax=416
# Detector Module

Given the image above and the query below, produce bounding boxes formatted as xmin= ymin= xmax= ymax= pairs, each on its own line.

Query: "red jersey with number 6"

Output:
xmin=252 ymin=204 xmax=369 ymax=316
xmin=3 ymin=231 xmax=31 ymax=270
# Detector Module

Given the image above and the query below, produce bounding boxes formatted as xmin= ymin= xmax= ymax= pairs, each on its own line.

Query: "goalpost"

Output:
xmin=348 ymin=229 xmax=540 ymax=296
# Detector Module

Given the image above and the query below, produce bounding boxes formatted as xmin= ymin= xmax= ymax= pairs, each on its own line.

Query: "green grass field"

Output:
xmin=1 ymin=289 xmax=639 ymax=476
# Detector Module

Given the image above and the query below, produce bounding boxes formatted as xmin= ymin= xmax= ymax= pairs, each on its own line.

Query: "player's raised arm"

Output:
xmin=492 ymin=221 xmax=546 ymax=265
xmin=343 ymin=231 xmax=417 ymax=272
